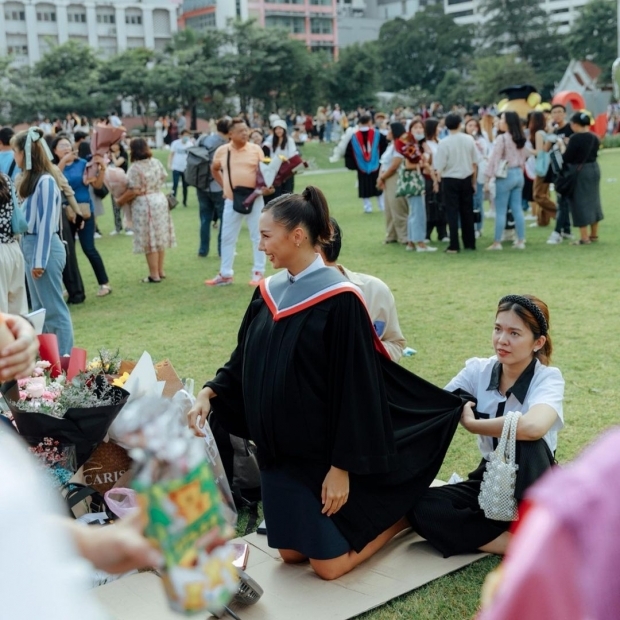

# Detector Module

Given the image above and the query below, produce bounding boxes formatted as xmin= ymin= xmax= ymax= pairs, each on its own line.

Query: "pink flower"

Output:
xmin=19 ymin=390 xmax=28 ymax=400
xmin=36 ymin=361 xmax=51 ymax=369
xmin=32 ymin=367 xmax=45 ymax=377
xmin=17 ymin=378 xmax=29 ymax=387
xmin=25 ymin=378 xmax=46 ymax=399
xmin=41 ymin=391 xmax=57 ymax=402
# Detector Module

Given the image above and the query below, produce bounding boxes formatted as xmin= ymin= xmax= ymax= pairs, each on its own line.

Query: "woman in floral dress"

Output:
xmin=125 ymin=139 xmax=176 ymax=283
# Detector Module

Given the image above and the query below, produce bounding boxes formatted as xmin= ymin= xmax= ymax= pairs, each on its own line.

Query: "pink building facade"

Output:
xmin=247 ymin=0 xmax=338 ymax=57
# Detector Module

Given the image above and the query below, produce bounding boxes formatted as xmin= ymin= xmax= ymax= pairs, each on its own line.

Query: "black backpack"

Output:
xmin=185 ymin=136 xmax=218 ymax=190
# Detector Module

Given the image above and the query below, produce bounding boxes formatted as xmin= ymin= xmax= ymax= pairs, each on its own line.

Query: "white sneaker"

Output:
xmin=528 ymin=222 xmax=539 ymax=228
xmin=547 ymin=231 xmax=562 ymax=244
xmin=109 ymin=230 xmax=119 ymax=236
xmin=561 ymin=232 xmax=574 ymax=240
xmin=524 ymin=214 xmax=537 ymax=221
xmin=513 ymin=241 xmax=526 ymax=250
xmin=485 ymin=211 xmax=495 ymax=219
xmin=501 ymin=230 xmax=516 ymax=242
xmin=441 ymin=237 xmax=450 ymax=243
xmin=94 ymin=232 xmax=102 ymax=239
xmin=475 ymin=230 xmax=481 ymax=239
xmin=125 ymin=230 xmax=134 ymax=236
xmin=416 ymin=245 xmax=438 ymax=252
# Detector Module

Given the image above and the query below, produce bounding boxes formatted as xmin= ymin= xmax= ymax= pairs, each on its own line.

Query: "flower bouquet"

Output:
xmin=103 ymin=166 xmax=128 ymax=200
xmin=85 ymin=124 xmax=125 ymax=181
xmin=242 ymin=153 xmax=308 ymax=209
xmin=1 ymin=339 xmax=129 ymax=468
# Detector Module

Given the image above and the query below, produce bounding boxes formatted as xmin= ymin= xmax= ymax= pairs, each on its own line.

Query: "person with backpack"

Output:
xmin=194 ymin=119 xmax=229 ymax=258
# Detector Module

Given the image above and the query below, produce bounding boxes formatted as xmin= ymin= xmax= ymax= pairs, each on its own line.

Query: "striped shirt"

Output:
xmin=21 ymin=174 xmax=61 ymax=270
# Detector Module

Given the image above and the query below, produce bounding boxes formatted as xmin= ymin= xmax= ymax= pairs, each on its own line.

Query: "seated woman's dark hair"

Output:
xmin=262 ymin=186 xmax=332 ymax=246
xmin=497 ymin=294 xmax=552 ymax=365
xmin=502 ymin=111 xmax=526 ymax=149
xmin=570 ymin=111 xmax=593 ymax=127
xmin=130 ymin=138 xmax=152 ymax=162
xmin=320 ymin=217 xmax=342 ymax=263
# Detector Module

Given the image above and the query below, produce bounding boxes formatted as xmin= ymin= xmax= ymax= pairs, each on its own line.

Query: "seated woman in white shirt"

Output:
xmin=407 ymin=294 xmax=564 ymax=557
xmin=264 ymin=120 xmax=298 ymax=201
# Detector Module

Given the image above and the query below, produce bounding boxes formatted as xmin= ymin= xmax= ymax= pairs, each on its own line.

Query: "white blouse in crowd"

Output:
xmin=263 ymin=135 xmax=298 ymax=159
xmin=379 ymin=142 xmax=404 ymax=170
xmin=445 ymin=356 xmax=564 ymax=460
xmin=485 ymin=132 xmax=530 ymax=180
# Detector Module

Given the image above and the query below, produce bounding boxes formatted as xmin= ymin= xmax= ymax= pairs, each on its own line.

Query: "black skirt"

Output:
xmin=357 ymin=170 xmax=382 ymax=198
xmin=262 ymin=467 xmax=351 ymax=560
xmin=407 ymin=439 xmax=555 ymax=557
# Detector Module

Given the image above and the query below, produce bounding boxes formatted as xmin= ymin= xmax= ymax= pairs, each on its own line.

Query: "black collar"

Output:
xmin=486 ymin=358 xmax=537 ymax=404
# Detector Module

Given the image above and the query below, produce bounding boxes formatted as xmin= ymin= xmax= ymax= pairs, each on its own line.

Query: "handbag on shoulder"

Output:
xmin=227 ymin=147 xmax=256 ymax=214
xmin=478 ymin=410 xmax=522 ymax=521
xmin=396 ymin=166 xmax=425 ymax=197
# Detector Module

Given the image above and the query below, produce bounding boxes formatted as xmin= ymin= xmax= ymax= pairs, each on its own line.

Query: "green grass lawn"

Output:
xmin=77 ymin=148 xmax=620 ymax=619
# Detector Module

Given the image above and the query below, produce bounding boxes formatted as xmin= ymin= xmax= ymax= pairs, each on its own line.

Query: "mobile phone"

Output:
xmin=231 ymin=543 xmax=249 ymax=570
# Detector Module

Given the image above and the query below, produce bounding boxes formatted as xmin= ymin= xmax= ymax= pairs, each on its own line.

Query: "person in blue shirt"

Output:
xmin=0 ymin=128 xmax=19 ymax=181
xmin=51 ymin=136 xmax=112 ymax=297
xmin=11 ymin=128 xmax=74 ymax=355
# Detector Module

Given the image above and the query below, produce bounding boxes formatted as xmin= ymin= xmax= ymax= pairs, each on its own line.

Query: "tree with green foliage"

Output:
xmin=378 ymin=6 xmax=473 ymax=93
xmin=479 ymin=0 xmax=566 ymax=97
xmin=470 ymin=55 xmax=539 ymax=105
xmin=566 ymin=0 xmax=618 ymax=82
xmin=325 ymin=42 xmax=379 ymax=111
xmin=434 ymin=70 xmax=474 ymax=109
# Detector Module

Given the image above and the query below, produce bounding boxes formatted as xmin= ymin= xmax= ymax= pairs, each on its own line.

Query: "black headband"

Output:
xmin=499 ymin=295 xmax=548 ymax=336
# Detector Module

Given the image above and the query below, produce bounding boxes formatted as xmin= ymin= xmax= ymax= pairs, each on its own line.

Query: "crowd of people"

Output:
xmin=0 ymin=97 xmax=615 ymax=619
xmin=328 ymin=102 xmax=604 ymax=253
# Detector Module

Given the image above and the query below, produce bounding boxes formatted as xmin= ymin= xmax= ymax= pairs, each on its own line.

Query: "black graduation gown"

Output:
xmin=345 ymin=131 xmax=388 ymax=198
xmin=206 ymin=277 xmax=463 ymax=553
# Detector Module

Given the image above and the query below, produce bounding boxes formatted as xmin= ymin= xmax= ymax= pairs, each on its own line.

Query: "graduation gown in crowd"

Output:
xmin=345 ymin=128 xmax=388 ymax=198
xmin=206 ymin=264 xmax=463 ymax=554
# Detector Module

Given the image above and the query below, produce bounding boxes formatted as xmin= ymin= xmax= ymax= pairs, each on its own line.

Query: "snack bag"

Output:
xmin=113 ymin=394 xmax=239 ymax=615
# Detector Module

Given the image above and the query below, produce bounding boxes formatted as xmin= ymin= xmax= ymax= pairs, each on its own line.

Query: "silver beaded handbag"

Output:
xmin=478 ymin=410 xmax=522 ymax=521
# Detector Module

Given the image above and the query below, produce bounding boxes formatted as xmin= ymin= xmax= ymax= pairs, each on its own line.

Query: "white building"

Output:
xmin=1 ymin=0 xmax=178 ymax=65
xmin=443 ymin=0 xmax=591 ymax=33
xmin=178 ymin=0 xmax=247 ymax=32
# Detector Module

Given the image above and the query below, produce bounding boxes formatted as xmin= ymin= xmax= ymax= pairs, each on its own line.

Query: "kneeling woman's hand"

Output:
xmin=321 ymin=466 xmax=349 ymax=517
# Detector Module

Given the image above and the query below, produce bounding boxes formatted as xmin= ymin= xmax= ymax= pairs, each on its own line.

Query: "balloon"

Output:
xmin=527 ymin=93 xmax=542 ymax=107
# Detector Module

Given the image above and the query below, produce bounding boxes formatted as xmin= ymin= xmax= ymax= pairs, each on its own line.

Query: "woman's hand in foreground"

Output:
xmin=321 ymin=466 xmax=349 ymax=517
xmin=72 ymin=511 xmax=162 ymax=574
xmin=187 ymin=387 xmax=213 ymax=436
xmin=0 ymin=315 xmax=38 ymax=381
xmin=459 ymin=401 xmax=477 ymax=432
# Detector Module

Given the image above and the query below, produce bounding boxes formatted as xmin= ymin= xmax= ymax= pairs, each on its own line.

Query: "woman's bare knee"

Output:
xmin=479 ymin=532 xmax=511 ymax=555
xmin=279 ymin=549 xmax=308 ymax=564
xmin=310 ymin=557 xmax=350 ymax=581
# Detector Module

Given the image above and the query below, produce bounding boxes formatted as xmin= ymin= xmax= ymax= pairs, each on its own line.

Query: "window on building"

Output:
xmin=5 ymin=9 xmax=26 ymax=20
xmin=8 ymin=44 xmax=28 ymax=55
xmin=186 ymin=12 xmax=216 ymax=30
xmin=97 ymin=13 xmax=115 ymax=23
xmin=68 ymin=12 xmax=87 ymax=22
xmin=265 ymin=15 xmax=306 ymax=33
xmin=271 ymin=0 xmax=304 ymax=4
xmin=37 ymin=11 xmax=56 ymax=21
xmin=450 ymin=9 xmax=473 ymax=17
xmin=447 ymin=0 xmax=470 ymax=5
xmin=552 ymin=7 xmax=569 ymax=13
xmin=310 ymin=17 xmax=333 ymax=34
xmin=310 ymin=0 xmax=331 ymax=5
xmin=125 ymin=14 xmax=142 ymax=24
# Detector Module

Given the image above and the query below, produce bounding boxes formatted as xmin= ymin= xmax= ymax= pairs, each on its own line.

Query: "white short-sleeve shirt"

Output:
xmin=445 ymin=356 xmax=564 ymax=460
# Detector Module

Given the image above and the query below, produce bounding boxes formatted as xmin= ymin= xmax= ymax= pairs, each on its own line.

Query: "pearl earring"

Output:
xmin=533 ymin=349 xmax=539 ymax=353
xmin=296 ymin=243 xmax=300 ymax=248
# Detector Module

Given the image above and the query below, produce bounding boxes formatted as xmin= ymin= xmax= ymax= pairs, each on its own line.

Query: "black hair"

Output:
xmin=321 ymin=217 xmax=342 ymax=263
xmin=50 ymin=134 xmax=72 ymax=164
xmin=272 ymin=126 xmax=289 ymax=152
xmin=74 ymin=131 xmax=88 ymax=143
xmin=528 ymin=111 xmax=546 ymax=138
xmin=359 ymin=114 xmax=372 ymax=125
xmin=424 ymin=118 xmax=439 ymax=140
xmin=390 ymin=122 xmax=406 ymax=139
xmin=570 ymin=111 xmax=592 ymax=127
xmin=262 ymin=186 xmax=332 ymax=246
xmin=445 ymin=114 xmax=462 ymax=130
xmin=0 ymin=127 xmax=14 ymax=146
xmin=502 ymin=111 xmax=526 ymax=149
xmin=216 ymin=118 xmax=230 ymax=134
xmin=551 ymin=104 xmax=566 ymax=112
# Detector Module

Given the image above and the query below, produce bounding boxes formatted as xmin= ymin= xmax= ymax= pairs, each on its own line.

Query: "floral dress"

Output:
xmin=127 ymin=158 xmax=176 ymax=254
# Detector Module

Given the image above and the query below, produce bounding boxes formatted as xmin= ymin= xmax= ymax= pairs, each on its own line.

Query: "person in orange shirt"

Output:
xmin=205 ymin=118 xmax=267 ymax=287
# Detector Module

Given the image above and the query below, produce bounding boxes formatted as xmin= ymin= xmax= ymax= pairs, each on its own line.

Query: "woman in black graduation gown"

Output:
xmin=188 ymin=186 xmax=464 ymax=580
